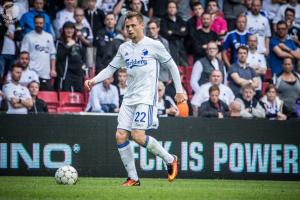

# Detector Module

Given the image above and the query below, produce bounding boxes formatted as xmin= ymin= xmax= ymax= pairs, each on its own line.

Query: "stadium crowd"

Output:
xmin=0 ymin=0 xmax=300 ymax=119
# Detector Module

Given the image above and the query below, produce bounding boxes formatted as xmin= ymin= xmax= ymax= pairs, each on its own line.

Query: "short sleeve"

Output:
xmin=23 ymin=87 xmax=31 ymax=99
xmin=21 ymin=34 xmax=30 ymax=52
xmin=222 ymin=33 xmax=231 ymax=50
xmin=154 ymin=41 xmax=172 ymax=64
xmin=270 ymin=38 xmax=279 ymax=51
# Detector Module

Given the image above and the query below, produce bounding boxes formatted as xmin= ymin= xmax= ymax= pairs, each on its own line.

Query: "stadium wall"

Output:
xmin=0 ymin=115 xmax=299 ymax=180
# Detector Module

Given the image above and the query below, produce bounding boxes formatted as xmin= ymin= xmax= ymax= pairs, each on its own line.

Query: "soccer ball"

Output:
xmin=55 ymin=165 xmax=78 ymax=185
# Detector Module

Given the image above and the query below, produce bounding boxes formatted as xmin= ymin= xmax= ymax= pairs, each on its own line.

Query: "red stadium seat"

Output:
xmin=57 ymin=107 xmax=83 ymax=113
xmin=185 ymin=66 xmax=193 ymax=82
xmin=37 ymin=91 xmax=59 ymax=107
xmin=264 ymin=68 xmax=272 ymax=82
xmin=58 ymin=92 xmax=85 ymax=107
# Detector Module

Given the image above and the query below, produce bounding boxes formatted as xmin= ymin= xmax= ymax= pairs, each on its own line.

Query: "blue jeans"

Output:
xmin=0 ymin=54 xmax=16 ymax=78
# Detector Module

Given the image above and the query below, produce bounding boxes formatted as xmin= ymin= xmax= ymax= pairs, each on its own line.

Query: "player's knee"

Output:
xmin=131 ymin=131 xmax=146 ymax=145
xmin=115 ymin=131 xmax=128 ymax=144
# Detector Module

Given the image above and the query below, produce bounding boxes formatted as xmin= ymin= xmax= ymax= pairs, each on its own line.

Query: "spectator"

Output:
xmin=191 ymin=12 xmax=219 ymax=61
xmin=116 ymin=0 xmax=149 ymax=36
xmin=148 ymin=0 xmax=168 ymax=19
xmin=113 ymin=0 xmax=147 ymax=17
xmin=74 ymin=7 xmax=93 ymax=47
xmin=85 ymin=77 xmax=119 ymax=113
xmin=187 ymin=1 xmax=204 ymax=33
xmin=116 ymin=68 xmax=127 ymax=106
xmin=296 ymin=98 xmax=300 ymax=119
xmin=14 ymin=0 xmax=29 ymax=19
xmin=246 ymin=0 xmax=271 ymax=55
xmin=147 ymin=19 xmax=171 ymax=84
xmin=260 ymin=84 xmax=287 ymax=120
xmin=235 ymin=83 xmax=265 ymax=118
xmin=28 ymin=81 xmax=48 ymax=113
xmin=246 ymin=34 xmax=267 ymax=98
xmin=19 ymin=0 xmax=53 ymax=36
xmin=200 ymin=0 xmax=223 ymax=11
xmin=94 ymin=12 xmax=124 ymax=74
xmin=96 ymin=0 xmax=118 ymax=14
xmin=275 ymin=57 xmax=300 ymax=118
xmin=223 ymin=0 xmax=246 ymax=31
xmin=56 ymin=21 xmax=85 ymax=92
xmin=228 ymin=46 xmax=259 ymax=96
xmin=262 ymin=0 xmax=282 ymax=24
xmin=0 ymin=0 xmax=22 ymax=84
xmin=191 ymin=70 xmax=235 ymax=117
xmin=6 ymin=51 xmax=39 ymax=87
xmin=190 ymin=41 xmax=226 ymax=92
xmin=177 ymin=0 xmax=193 ymax=21
xmin=222 ymin=14 xmax=251 ymax=68
xmin=84 ymin=0 xmax=105 ymax=38
xmin=21 ymin=15 xmax=56 ymax=91
xmin=285 ymin=8 xmax=300 ymax=47
xmin=229 ymin=100 xmax=242 ymax=118
xmin=157 ymin=81 xmax=178 ymax=117
xmin=198 ymin=85 xmax=229 ymax=118
xmin=244 ymin=0 xmax=267 ymax=17
xmin=273 ymin=0 xmax=300 ymax=29
xmin=206 ymin=0 xmax=227 ymax=37
xmin=2 ymin=64 xmax=33 ymax=114
xmin=159 ymin=0 xmax=187 ymax=66
xmin=55 ymin=0 xmax=90 ymax=36
xmin=269 ymin=21 xmax=300 ymax=76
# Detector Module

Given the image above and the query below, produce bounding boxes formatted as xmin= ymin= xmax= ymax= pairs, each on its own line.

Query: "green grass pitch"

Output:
xmin=0 ymin=176 xmax=299 ymax=200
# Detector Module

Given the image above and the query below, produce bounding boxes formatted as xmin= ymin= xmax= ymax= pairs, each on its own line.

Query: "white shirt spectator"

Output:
xmin=85 ymin=82 xmax=119 ymax=112
xmin=14 ymin=0 xmax=29 ymax=20
xmin=6 ymin=68 xmax=39 ymax=87
xmin=55 ymin=8 xmax=91 ymax=36
xmin=191 ymin=82 xmax=235 ymax=107
xmin=246 ymin=51 xmax=267 ymax=91
xmin=273 ymin=3 xmax=300 ymax=27
xmin=246 ymin=12 xmax=271 ymax=54
xmin=21 ymin=30 xmax=56 ymax=79
xmin=2 ymin=82 xmax=31 ymax=114
xmin=2 ymin=24 xmax=16 ymax=55
xmin=262 ymin=0 xmax=280 ymax=21
xmin=96 ymin=0 xmax=118 ymax=14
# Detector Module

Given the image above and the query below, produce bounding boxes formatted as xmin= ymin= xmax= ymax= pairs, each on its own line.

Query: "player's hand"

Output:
xmin=50 ymin=70 xmax=57 ymax=78
xmin=175 ymin=93 xmax=187 ymax=104
xmin=84 ymin=79 xmax=95 ymax=91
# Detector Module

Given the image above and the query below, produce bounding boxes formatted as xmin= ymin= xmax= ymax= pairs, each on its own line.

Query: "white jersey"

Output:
xmin=21 ymin=31 xmax=56 ymax=79
xmin=246 ymin=12 xmax=271 ymax=54
xmin=109 ymin=36 xmax=172 ymax=106
xmin=3 ymin=82 xmax=31 ymax=114
xmin=247 ymin=51 xmax=267 ymax=91
xmin=6 ymin=68 xmax=39 ymax=87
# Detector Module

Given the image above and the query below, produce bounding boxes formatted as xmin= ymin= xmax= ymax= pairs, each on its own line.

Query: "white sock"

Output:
xmin=144 ymin=135 xmax=174 ymax=164
xmin=117 ymin=141 xmax=139 ymax=181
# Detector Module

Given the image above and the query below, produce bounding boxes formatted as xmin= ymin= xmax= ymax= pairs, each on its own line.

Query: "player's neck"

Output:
xmin=132 ymin=34 xmax=144 ymax=44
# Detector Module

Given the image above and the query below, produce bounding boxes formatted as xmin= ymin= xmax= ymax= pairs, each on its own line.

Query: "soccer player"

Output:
xmin=85 ymin=11 xmax=186 ymax=186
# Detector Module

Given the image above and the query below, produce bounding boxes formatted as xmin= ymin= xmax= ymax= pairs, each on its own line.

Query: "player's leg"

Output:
xmin=131 ymin=104 xmax=178 ymax=182
xmin=117 ymin=104 xmax=140 ymax=186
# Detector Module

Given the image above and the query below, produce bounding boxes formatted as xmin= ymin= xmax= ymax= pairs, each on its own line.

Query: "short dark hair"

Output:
xmin=34 ymin=14 xmax=45 ymax=21
xmin=147 ymin=18 xmax=160 ymax=28
xmin=18 ymin=51 xmax=29 ymax=58
xmin=209 ymin=85 xmax=220 ymax=94
xmin=125 ymin=11 xmax=143 ymax=23
xmin=105 ymin=11 xmax=115 ymax=19
xmin=284 ymin=7 xmax=295 ymax=16
xmin=237 ymin=45 xmax=249 ymax=53
xmin=28 ymin=80 xmax=40 ymax=88
xmin=118 ymin=68 xmax=127 ymax=74
xmin=190 ymin=1 xmax=202 ymax=10
xmin=11 ymin=64 xmax=23 ymax=71
xmin=207 ymin=0 xmax=219 ymax=8
xmin=167 ymin=0 xmax=177 ymax=8
xmin=277 ymin=20 xmax=287 ymax=27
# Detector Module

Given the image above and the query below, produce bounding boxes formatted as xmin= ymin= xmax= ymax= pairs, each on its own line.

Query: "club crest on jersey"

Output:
xmin=142 ymin=49 xmax=148 ymax=56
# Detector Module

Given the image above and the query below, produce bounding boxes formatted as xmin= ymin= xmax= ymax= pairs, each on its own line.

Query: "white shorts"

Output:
xmin=117 ymin=104 xmax=159 ymax=131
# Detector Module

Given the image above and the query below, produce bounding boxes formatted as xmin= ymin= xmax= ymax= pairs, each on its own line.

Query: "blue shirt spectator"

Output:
xmin=19 ymin=0 xmax=52 ymax=36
